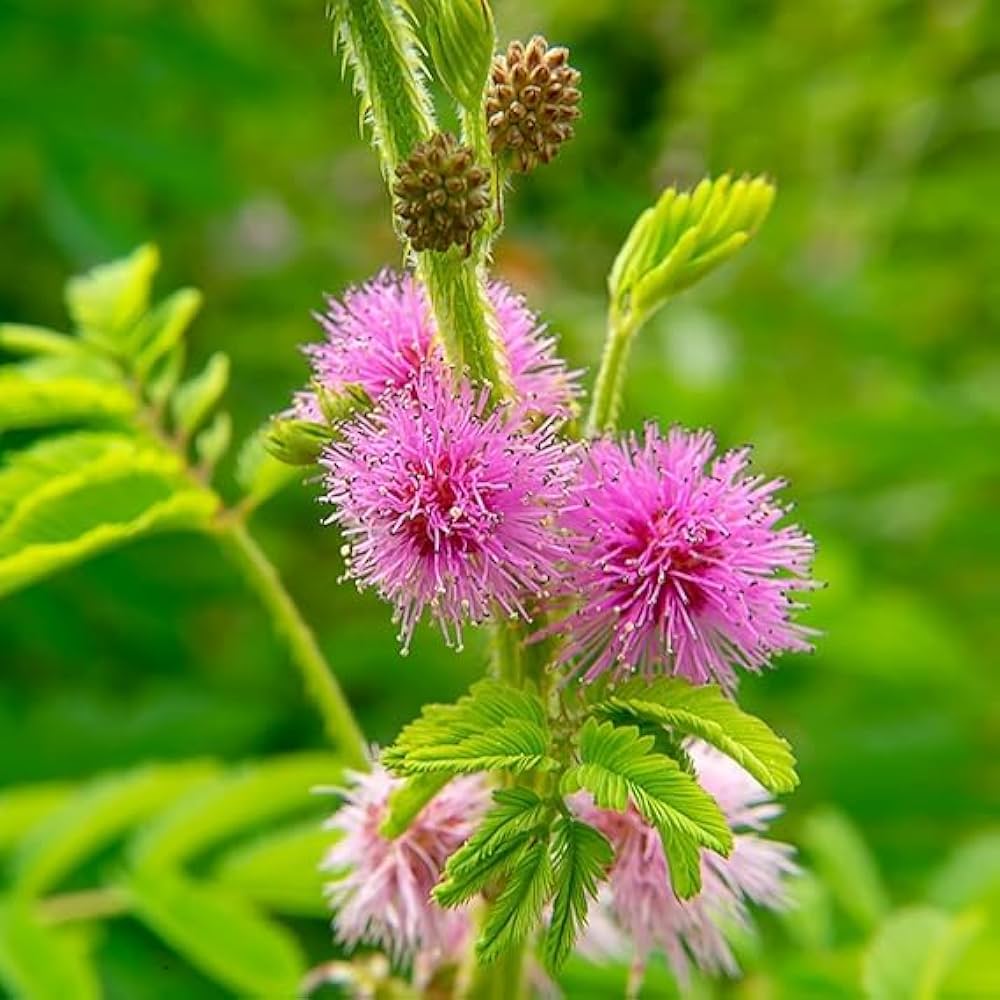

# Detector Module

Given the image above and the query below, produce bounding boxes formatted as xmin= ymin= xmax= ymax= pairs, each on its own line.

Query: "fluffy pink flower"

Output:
xmin=321 ymin=367 xmax=578 ymax=651
xmin=573 ymin=742 xmax=798 ymax=983
xmin=547 ymin=425 xmax=816 ymax=688
xmin=322 ymin=764 xmax=489 ymax=978
xmin=296 ymin=270 xmax=578 ymax=419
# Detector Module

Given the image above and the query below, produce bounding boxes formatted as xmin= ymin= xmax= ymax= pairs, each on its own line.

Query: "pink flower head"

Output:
xmin=321 ymin=366 xmax=578 ymax=651
xmin=573 ymin=742 xmax=798 ymax=983
xmin=547 ymin=425 xmax=816 ymax=688
xmin=322 ymin=763 xmax=489 ymax=977
xmin=296 ymin=271 xmax=578 ymax=420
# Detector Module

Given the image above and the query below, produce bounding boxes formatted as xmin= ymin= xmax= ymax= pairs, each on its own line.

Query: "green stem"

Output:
xmin=38 ymin=887 xmax=130 ymax=925
xmin=585 ymin=305 xmax=640 ymax=436
xmin=216 ymin=521 xmax=368 ymax=770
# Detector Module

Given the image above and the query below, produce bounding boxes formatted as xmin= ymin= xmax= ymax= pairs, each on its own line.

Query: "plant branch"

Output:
xmin=38 ymin=886 xmax=130 ymax=925
xmin=585 ymin=305 xmax=640 ymax=436
xmin=215 ymin=521 xmax=368 ymax=770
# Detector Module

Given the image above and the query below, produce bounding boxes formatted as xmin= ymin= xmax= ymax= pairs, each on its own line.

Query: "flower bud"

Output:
xmin=263 ymin=418 xmax=335 ymax=466
xmin=423 ymin=0 xmax=496 ymax=113
xmin=393 ymin=132 xmax=491 ymax=253
xmin=487 ymin=35 xmax=581 ymax=173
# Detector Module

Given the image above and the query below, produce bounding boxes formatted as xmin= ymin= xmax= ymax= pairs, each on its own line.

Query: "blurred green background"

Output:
xmin=2 ymin=0 xmax=998 ymax=996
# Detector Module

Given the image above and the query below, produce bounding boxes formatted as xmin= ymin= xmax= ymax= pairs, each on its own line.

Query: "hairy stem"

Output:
xmin=585 ymin=306 xmax=640 ymax=436
xmin=216 ymin=521 xmax=368 ymax=770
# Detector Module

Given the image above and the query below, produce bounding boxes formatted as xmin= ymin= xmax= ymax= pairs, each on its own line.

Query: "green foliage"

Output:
xmin=544 ymin=817 xmax=613 ymax=973
xmin=384 ymin=680 xmax=560 ymax=775
xmin=435 ymin=788 xmax=554 ymax=908
xmin=927 ymin=832 xmax=1000 ymax=912
xmin=0 ymin=901 xmax=100 ymax=1000
xmin=126 ymin=867 xmax=307 ymax=997
xmin=862 ymin=906 xmax=981 ymax=1000
xmin=380 ymin=772 xmax=453 ymax=839
xmin=170 ymin=352 xmax=230 ymax=438
xmin=563 ymin=717 xmax=731 ymax=897
xmin=593 ymin=676 xmax=798 ymax=793
xmin=609 ymin=174 xmax=774 ymax=326
xmin=0 ymin=784 xmax=72 ymax=854
xmin=801 ymin=807 xmax=891 ymax=932
xmin=476 ymin=836 xmax=554 ymax=965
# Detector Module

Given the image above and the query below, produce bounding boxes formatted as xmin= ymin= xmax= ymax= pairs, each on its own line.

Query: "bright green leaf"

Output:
xmin=863 ymin=906 xmax=981 ymax=1000
xmin=65 ymin=244 xmax=159 ymax=353
xmin=927 ymin=831 xmax=1000 ymax=911
xmin=11 ymin=762 xmax=217 ymax=897
xmin=0 ymin=783 xmax=73 ymax=854
xmin=0 ymin=369 xmax=135 ymax=433
xmin=0 ymin=900 xmax=100 ymax=1000
xmin=171 ymin=352 xmax=230 ymax=437
xmin=380 ymin=773 xmax=453 ymax=839
xmin=544 ymin=817 xmax=613 ymax=973
xmin=194 ymin=411 xmax=232 ymax=470
xmin=594 ymin=676 xmax=798 ymax=793
xmin=0 ymin=325 xmax=83 ymax=358
xmin=126 ymin=868 xmax=306 ymax=997
xmin=132 ymin=288 xmax=203 ymax=379
xmin=212 ymin=821 xmax=331 ymax=918
xmin=131 ymin=753 xmax=341 ymax=870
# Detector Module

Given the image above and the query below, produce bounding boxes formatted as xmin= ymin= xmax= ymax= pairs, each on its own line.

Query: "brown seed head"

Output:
xmin=486 ymin=35 xmax=582 ymax=173
xmin=393 ymin=133 xmax=492 ymax=254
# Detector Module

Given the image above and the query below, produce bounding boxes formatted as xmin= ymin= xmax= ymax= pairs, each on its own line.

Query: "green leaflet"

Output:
xmin=380 ymin=772 xmax=453 ymax=839
xmin=170 ymin=351 xmax=230 ymax=436
xmin=131 ymin=752 xmax=341 ymax=870
xmin=609 ymin=174 xmax=775 ymax=325
xmin=130 ymin=287 xmax=202 ymax=378
xmin=594 ymin=676 xmax=798 ymax=793
xmin=236 ymin=425 xmax=299 ymax=507
xmin=194 ymin=411 xmax=232 ymax=469
xmin=476 ymin=836 xmax=554 ymax=965
xmin=927 ymin=831 xmax=1000 ymax=912
xmin=544 ymin=817 xmax=614 ymax=973
xmin=0 ymin=900 xmax=100 ymax=1000
xmin=435 ymin=788 xmax=553 ymax=908
xmin=0 ymin=784 xmax=73 ymax=855
xmin=384 ymin=679 xmax=559 ymax=776
xmin=65 ymin=244 xmax=159 ymax=354
xmin=126 ymin=868 xmax=307 ymax=998
xmin=562 ymin=718 xmax=732 ymax=899
xmin=0 ymin=444 xmax=218 ymax=598
xmin=863 ymin=906 xmax=982 ymax=1000
xmin=212 ymin=821 xmax=332 ymax=918
xmin=11 ymin=762 xmax=218 ymax=897
xmin=0 ymin=370 xmax=136 ymax=432
xmin=801 ymin=806 xmax=890 ymax=932
xmin=0 ymin=324 xmax=83 ymax=358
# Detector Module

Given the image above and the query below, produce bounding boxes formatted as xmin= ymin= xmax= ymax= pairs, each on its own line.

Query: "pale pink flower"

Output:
xmin=321 ymin=366 xmax=577 ymax=651
xmin=573 ymin=742 xmax=798 ymax=983
xmin=322 ymin=764 xmax=489 ymax=979
xmin=546 ymin=425 xmax=816 ymax=688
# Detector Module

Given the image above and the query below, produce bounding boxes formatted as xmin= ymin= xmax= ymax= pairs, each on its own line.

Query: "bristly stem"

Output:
xmin=586 ymin=304 xmax=640 ymax=435
xmin=216 ymin=521 xmax=368 ymax=770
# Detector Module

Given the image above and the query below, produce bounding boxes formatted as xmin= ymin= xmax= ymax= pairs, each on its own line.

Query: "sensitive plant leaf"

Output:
xmin=0 ymin=783 xmax=73 ymax=854
xmin=544 ymin=817 xmax=614 ymax=973
xmin=380 ymin=773 xmax=453 ymax=839
xmin=384 ymin=680 xmax=558 ymax=776
xmin=609 ymin=175 xmax=774 ymax=324
xmin=131 ymin=753 xmax=341 ymax=870
xmin=212 ymin=821 xmax=332 ymax=918
xmin=146 ymin=340 xmax=186 ymax=408
xmin=0 ymin=447 xmax=219 ymax=598
xmin=863 ymin=906 xmax=981 ymax=1000
xmin=801 ymin=807 xmax=890 ymax=932
xmin=435 ymin=788 xmax=553 ymax=908
xmin=170 ymin=351 xmax=230 ymax=437
xmin=0 ymin=900 xmax=100 ymax=1000
xmin=194 ymin=411 xmax=232 ymax=470
xmin=562 ymin=718 xmax=731 ymax=898
xmin=0 ymin=369 xmax=136 ymax=433
xmin=126 ymin=868 xmax=306 ymax=998
xmin=927 ymin=831 xmax=1000 ymax=911
xmin=130 ymin=287 xmax=203 ymax=378
xmin=11 ymin=762 xmax=217 ymax=896
xmin=65 ymin=244 xmax=159 ymax=353
xmin=594 ymin=676 xmax=798 ymax=793
xmin=234 ymin=426 xmax=298 ymax=509
xmin=476 ymin=835 xmax=554 ymax=965
xmin=0 ymin=324 xmax=83 ymax=358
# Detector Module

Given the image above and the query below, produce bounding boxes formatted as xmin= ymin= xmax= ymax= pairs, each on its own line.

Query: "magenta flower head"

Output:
xmin=573 ymin=741 xmax=797 ymax=983
xmin=322 ymin=763 xmax=489 ymax=979
xmin=296 ymin=270 xmax=578 ymax=420
xmin=321 ymin=366 xmax=578 ymax=651
xmin=547 ymin=425 xmax=815 ymax=688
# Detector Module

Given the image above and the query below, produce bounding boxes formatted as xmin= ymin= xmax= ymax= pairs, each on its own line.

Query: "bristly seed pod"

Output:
xmin=487 ymin=35 xmax=582 ymax=173
xmin=393 ymin=132 xmax=492 ymax=254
